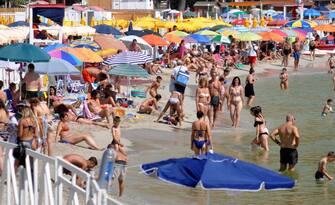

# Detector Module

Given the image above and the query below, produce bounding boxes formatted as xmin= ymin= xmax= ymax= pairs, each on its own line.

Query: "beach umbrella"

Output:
xmin=73 ymin=44 xmax=100 ymax=51
xmin=163 ymin=34 xmax=182 ymax=43
xmin=59 ymin=47 xmax=103 ymax=63
xmin=220 ymin=29 xmax=239 ymax=37
xmin=313 ymin=24 xmax=335 ymax=32
xmin=94 ymin=34 xmax=128 ymax=51
xmin=232 ymin=26 xmax=249 ymax=32
xmin=264 ymin=9 xmax=277 ymax=16
xmin=93 ymin=24 xmax=122 ymax=35
xmin=258 ymin=32 xmax=284 ymax=42
xmin=267 ymin=20 xmax=288 ymax=27
xmin=7 ymin=21 xmax=29 ymax=27
xmin=165 ymin=30 xmax=189 ymax=37
xmin=119 ymin=35 xmax=152 ymax=50
xmin=42 ymin=43 xmax=70 ymax=52
xmin=125 ymin=30 xmax=146 ymax=36
xmin=0 ymin=43 xmax=50 ymax=63
xmin=228 ymin=9 xmax=241 ymax=14
xmin=211 ymin=35 xmax=231 ymax=44
xmin=34 ymin=57 xmax=80 ymax=75
xmin=210 ymin=25 xmax=226 ymax=31
xmin=232 ymin=11 xmax=248 ymax=16
xmin=235 ymin=32 xmax=262 ymax=41
xmin=142 ymin=34 xmax=168 ymax=46
xmin=103 ymin=51 xmax=152 ymax=66
xmin=304 ymin=9 xmax=321 ymax=17
xmin=195 ymin=30 xmax=219 ymax=36
xmin=284 ymin=20 xmax=317 ymax=28
xmin=328 ymin=12 xmax=335 ymax=19
xmin=142 ymin=153 xmax=295 ymax=203
xmin=48 ymin=50 xmax=82 ymax=66
xmin=108 ymin=64 xmax=149 ymax=78
xmin=270 ymin=29 xmax=288 ymax=38
xmin=231 ymin=19 xmax=245 ymax=26
xmin=183 ymin=36 xmax=198 ymax=43
xmin=96 ymin=49 xmax=118 ymax=58
xmin=272 ymin=14 xmax=284 ymax=20
xmin=186 ymin=34 xmax=210 ymax=44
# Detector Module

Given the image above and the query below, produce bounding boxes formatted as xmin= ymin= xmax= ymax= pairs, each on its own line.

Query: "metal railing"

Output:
xmin=0 ymin=141 xmax=123 ymax=205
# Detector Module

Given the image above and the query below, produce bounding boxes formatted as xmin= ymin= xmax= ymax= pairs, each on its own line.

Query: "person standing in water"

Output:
xmin=292 ymin=37 xmax=302 ymax=71
xmin=309 ymin=38 xmax=316 ymax=61
xmin=270 ymin=115 xmax=300 ymax=172
xmin=280 ymin=68 xmax=288 ymax=90
xmin=191 ymin=111 xmax=213 ymax=155
xmin=245 ymin=69 xmax=256 ymax=108
xmin=208 ymin=69 xmax=221 ymax=128
xmin=328 ymin=53 xmax=335 ymax=74
xmin=321 ymin=99 xmax=333 ymax=117
xmin=315 ymin=151 xmax=335 ymax=181
xmin=229 ymin=76 xmax=244 ymax=128
xmin=282 ymin=38 xmax=292 ymax=67
xmin=250 ymin=106 xmax=269 ymax=151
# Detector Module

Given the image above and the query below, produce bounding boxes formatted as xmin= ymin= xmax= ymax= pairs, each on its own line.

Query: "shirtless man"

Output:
xmin=108 ymin=140 xmax=128 ymax=197
xmin=315 ymin=151 xmax=335 ymax=181
xmin=63 ymin=154 xmax=98 ymax=187
xmin=22 ymin=64 xmax=42 ymax=99
xmin=292 ymin=37 xmax=302 ymax=71
xmin=111 ymin=116 xmax=126 ymax=156
xmin=270 ymin=115 xmax=300 ymax=172
xmin=88 ymin=90 xmax=113 ymax=124
xmin=146 ymin=76 xmax=162 ymax=98
xmin=208 ymin=69 xmax=221 ymax=128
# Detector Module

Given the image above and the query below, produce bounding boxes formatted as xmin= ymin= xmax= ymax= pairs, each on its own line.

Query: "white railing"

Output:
xmin=0 ymin=141 xmax=123 ymax=205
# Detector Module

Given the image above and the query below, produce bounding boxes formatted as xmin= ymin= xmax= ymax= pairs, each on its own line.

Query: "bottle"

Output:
xmin=97 ymin=148 xmax=116 ymax=190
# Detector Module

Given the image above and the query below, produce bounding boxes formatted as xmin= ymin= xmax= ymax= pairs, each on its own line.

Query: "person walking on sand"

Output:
xmin=245 ymin=69 xmax=256 ymax=108
xmin=280 ymin=68 xmax=288 ymax=90
xmin=315 ymin=151 xmax=335 ymax=181
xmin=270 ymin=114 xmax=300 ymax=172
xmin=292 ymin=37 xmax=302 ymax=71
xmin=208 ymin=69 xmax=221 ymax=128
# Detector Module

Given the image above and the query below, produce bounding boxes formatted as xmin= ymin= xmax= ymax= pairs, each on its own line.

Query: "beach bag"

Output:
xmin=175 ymin=67 xmax=189 ymax=87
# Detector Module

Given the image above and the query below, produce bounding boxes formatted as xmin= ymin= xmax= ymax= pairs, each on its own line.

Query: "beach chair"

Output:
xmin=66 ymin=75 xmax=85 ymax=94
xmin=82 ymin=100 xmax=101 ymax=121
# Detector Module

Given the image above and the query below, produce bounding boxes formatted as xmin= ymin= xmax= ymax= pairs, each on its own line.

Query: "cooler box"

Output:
xmin=131 ymin=90 xmax=146 ymax=98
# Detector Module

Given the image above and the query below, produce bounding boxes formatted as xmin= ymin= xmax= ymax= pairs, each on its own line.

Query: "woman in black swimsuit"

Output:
xmin=245 ymin=69 xmax=256 ymax=108
xmin=282 ymin=38 xmax=291 ymax=67
xmin=309 ymin=39 xmax=316 ymax=61
xmin=250 ymin=106 xmax=269 ymax=151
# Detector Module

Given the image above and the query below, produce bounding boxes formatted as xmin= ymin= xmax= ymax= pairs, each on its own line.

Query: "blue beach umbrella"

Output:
xmin=187 ymin=34 xmax=210 ymax=44
xmin=73 ymin=44 xmax=100 ymax=51
xmin=34 ymin=57 xmax=80 ymax=75
xmin=94 ymin=24 xmax=122 ymax=35
xmin=304 ymin=9 xmax=321 ymax=17
xmin=142 ymin=153 xmax=295 ymax=191
xmin=42 ymin=43 xmax=70 ymax=52
xmin=272 ymin=14 xmax=284 ymax=20
xmin=0 ymin=43 xmax=50 ymax=63
xmin=48 ymin=50 xmax=82 ymax=66
xmin=8 ymin=21 xmax=29 ymax=27
xmin=328 ymin=12 xmax=335 ymax=19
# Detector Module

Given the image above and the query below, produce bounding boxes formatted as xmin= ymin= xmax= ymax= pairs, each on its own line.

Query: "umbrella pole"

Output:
xmin=207 ymin=190 xmax=210 ymax=205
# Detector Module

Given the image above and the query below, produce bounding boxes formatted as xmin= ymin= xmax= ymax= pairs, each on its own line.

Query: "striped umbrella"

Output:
xmin=284 ymin=20 xmax=317 ymax=28
xmin=108 ymin=64 xmax=149 ymax=78
xmin=103 ymin=51 xmax=152 ymax=66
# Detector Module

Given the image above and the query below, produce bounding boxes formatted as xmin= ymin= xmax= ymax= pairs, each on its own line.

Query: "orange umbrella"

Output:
xmin=94 ymin=34 xmax=128 ymax=51
xmin=163 ymin=33 xmax=182 ymax=43
xmin=142 ymin=34 xmax=168 ymax=46
xmin=259 ymin=32 xmax=284 ymax=42
xmin=314 ymin=24 xmax=335 ymax=32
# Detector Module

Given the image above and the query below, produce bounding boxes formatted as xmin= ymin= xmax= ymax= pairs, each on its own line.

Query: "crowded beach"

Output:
xmin=0 ymin=1 xmax=334 ymax=204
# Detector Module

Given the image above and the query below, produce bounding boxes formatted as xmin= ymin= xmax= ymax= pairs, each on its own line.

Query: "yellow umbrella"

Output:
xmin=90 ymin=16 xmax=95 ymax=27
xmin=252 ymin=17 xmax=258 ymax=28
xmin=80 ymin=17 xmax=86 ymax=26
xmin=96 ymin=49 xmax=117 ymax=57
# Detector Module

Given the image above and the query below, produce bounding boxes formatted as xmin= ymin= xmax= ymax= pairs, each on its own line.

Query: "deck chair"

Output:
xmin=82 ymin=100 xmax=101 ymax=121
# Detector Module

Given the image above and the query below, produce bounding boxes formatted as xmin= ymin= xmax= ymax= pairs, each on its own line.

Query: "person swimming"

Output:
xmin=321 ymin=99 xmax=333 ymax=117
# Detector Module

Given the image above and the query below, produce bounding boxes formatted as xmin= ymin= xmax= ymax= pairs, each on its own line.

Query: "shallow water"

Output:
xmin=119 ymin=73 xmax=335 ymax=205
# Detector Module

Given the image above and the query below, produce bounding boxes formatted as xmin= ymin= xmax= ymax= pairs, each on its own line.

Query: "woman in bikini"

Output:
xmin=280 ymin=68 xmax=289 ymax=90
xmin=139 ymin=94 xmax=162 ymax=114
xmin=250 ymin=106 xmax=269 ymax=151
xmin=18 ymin=107 xmax=39 ymax=150
xmin=196 ymin=78 xmax=210 ymax=120
xmin=56 ymin=112 xmax=101 ymax=150
xmin=191 ymin=111 xmax=212 ymax=155
xmin=0 ymin=100 xmax=9 ymax=173
xmin=229 ymin=76 xmax=244 ymax=128
xmin=155 ymin=91 xmax=184 ymax=126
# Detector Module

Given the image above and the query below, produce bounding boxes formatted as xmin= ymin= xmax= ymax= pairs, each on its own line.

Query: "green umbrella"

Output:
xmin=108 ymin=64 xmax=149 ymax=78
xmin=233 ymin=11 xmax=248 ymax=15
xmin=195 ymin=30 xmax=219 ymax=36
xmin=211 ymin=35 xmax=231 ymax=44
xmin=0 ymin=43 xmax=50 ymax=62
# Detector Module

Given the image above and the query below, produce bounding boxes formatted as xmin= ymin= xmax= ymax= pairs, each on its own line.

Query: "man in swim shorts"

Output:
xmin=208 ymin=69 xmax=221 ymax=128
xmin=315 ymin=151 xmax=335 ymax=181
xmin=270 ymin=114 xmax=300 ymax=172
xmin=292 ymin=37 xmax=301 ymax=71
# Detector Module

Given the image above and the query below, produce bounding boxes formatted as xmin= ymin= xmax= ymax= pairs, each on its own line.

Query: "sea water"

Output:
xmin=121 ymin=73 xmax=335 ymax=205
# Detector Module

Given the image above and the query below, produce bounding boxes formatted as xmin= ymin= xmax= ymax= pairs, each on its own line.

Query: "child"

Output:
xmin=146 ymin=76 xmax=162 ymax=98
xmin=279 ymin=68 xmax=288 ymax=90
xmin=328 ymin=54 xmax=335 ymax=74
xmin=315 ymin=151 xmax=335 ymax=180
xmin=321 ymin=99 xmax=333 ymax=117
xmin=111 ymin=116 xmax=126 ymax=156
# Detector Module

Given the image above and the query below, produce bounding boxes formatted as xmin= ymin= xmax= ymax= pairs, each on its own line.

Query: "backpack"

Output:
xmin=175 ymin=67 xmax=189 ymax=87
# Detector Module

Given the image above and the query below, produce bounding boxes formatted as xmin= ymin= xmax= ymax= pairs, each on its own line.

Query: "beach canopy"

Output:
xmin=48 ymin=50 xmax=82 ymax=66
xmin=284 ymin=20 xmax=317 ymax=28
xmin=0 ymin=43 xmax=50 ymax=63
xmin=7 ymin=21 xmax=29 ymax=27
xmin=304 ymin=9 xmax=321 ymax=17
xmin=186 ymin=34 xmax=210 ymax=44
xmin=103 ymin=51 xmax=152 ymax=66
xmin=94 ymin=24 xmax=122 ymax=35
xmin=142 ymin=153 xmax=295 ymax=191
xmin=43 ymin=43 xmax=70 ymax=52
xmin=34 ymin=57 xmax=80 ymax=75
xmin=142 ymin=34 xmax=168 ymax=46
xmin=236 ymin=32 xmax=262 ymax=41
xmin=108 ymin=64 xmax=149 ymax=78
xmin=94 ymin=34 xmax=128 ymax=51
xmin=313 ymin=24 xmax=335 ymax=32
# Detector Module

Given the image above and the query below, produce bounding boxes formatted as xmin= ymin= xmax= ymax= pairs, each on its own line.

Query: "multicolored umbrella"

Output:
xmin=235 ymin=32 xmax=262 ymax=41
xmin=284 ymin=20 xmax=317 ymax=28
xmin=231 ymin=19 xmax=245 ymax=26
xmin=211 ymin=35 xmax=231 ymax=44
xmin=142 ymin=34 xmax=168 ymax=46
xmin=42 ymin=43 xmax=70 ymax=52
xmin=220 ymin=29 xmax=239 ymax=37
xmin=48 ymin=50 xmax=82 ymax=66
xmin=0 ymin=43 xmax=50 ymax=63
xmin=270 ymin=29 xmax=288 ymax=38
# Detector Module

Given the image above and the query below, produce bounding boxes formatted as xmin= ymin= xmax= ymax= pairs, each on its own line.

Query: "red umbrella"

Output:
xmin=142 ymin=34 xmax=168 ymax=46
xmin=231 ymin=19 xmax=245 ymax=26
xmin=267 ymin=20 xmax=288 ymax=27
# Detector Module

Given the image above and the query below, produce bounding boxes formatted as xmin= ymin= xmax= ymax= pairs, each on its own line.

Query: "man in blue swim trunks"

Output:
xmin=292 ymin=37 xmax=302 ymax=71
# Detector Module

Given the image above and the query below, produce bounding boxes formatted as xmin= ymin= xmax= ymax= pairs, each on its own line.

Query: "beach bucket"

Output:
xmin=131 ymin=90 xmax=146 ymax=98
xmin=115 ymin=108 xmax=125 ymax=117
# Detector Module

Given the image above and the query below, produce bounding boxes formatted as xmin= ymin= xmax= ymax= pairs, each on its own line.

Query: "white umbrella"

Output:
xmin=33 ymin=57 xmax=80 ymax=75
xmin=119 ymin=35 xmax=152 ymax=50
